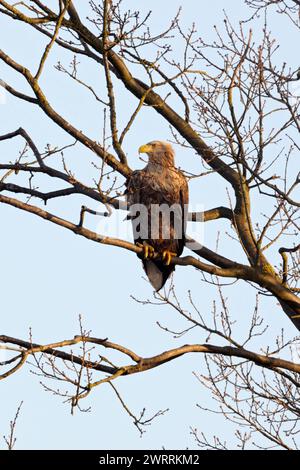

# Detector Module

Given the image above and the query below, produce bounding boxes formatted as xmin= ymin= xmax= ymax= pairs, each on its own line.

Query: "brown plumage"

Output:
xmin=126 ymin=141 xmax=189 ymax=290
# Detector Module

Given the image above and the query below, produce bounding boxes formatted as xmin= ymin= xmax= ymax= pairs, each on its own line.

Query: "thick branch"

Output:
xmin=1 ymin=334 xmax=300 ymax=382
xmin=188 ymin=206 xmax=233 ymax=222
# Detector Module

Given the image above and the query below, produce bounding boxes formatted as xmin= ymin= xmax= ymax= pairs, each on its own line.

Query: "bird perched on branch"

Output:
xmin=126 ymin=141 xmax=189 ymax=291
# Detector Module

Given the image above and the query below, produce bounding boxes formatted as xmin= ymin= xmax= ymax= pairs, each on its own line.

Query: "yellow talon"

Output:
xmin=162 ymin=250 xmax=177 ymax=266
xmin=147 ymin=244 xmax=155 ymax=259
xmin=136 ymin=242 xmax=155 ymax=259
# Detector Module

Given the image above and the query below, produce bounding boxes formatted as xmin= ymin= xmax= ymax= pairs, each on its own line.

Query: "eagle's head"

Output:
xmin=138 ymin=140 xmax=175 ymax=167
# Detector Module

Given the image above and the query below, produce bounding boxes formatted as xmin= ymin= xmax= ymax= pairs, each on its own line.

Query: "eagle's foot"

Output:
xmin=162 ymin=250 xmax=177 ymax=266
xmin=136 ymin=242 xmax=155 ymax=260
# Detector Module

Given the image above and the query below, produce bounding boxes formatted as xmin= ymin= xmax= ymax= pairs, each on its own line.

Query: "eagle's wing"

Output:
xmin=176 ymin=169 xmax=189 ymax=257
xmin=125 ymin=170 xmax=146 ymax=234
xmin=125 ymin=170 xmax=144 ymax=207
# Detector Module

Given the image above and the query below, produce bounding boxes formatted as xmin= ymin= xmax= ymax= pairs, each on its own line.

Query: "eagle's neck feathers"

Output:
xmin=145 ymin=161 xmax=169 ymax=173
xmin=146 ymin=154 xmax=175 ymax=173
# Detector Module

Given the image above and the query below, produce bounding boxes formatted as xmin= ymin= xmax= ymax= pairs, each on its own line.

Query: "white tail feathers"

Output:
xmin=144 ymin=260 xmax=164 ymax=291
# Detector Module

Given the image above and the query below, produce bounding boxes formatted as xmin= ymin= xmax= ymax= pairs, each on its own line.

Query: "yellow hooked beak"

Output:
xmin=138 ymin=144 xmax=153 ymax=154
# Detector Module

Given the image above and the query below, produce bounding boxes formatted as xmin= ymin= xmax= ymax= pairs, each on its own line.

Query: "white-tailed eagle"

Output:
xmin=126 ymin=141 xmax=189 ymax=291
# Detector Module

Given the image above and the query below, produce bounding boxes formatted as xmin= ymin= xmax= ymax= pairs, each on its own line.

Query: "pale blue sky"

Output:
xmin=0 ymin=1 xmax=298 ymax=449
